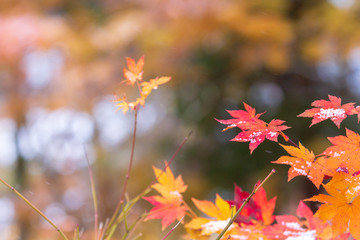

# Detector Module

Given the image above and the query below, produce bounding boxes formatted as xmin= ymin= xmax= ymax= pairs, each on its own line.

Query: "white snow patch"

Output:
xmin=292 ymin=167 xmax=307 ymax=175
xmin=283 ymin=222 xmax=303 ymax=230
xmin=267 ymin=131 xmax=277 ymax=138
xmin=285 ymin=230 xmax=316 ymax=240
xmin=201 ymin=219 xmax=234 ymax=233
xmin=315 ymin=108 xmax=345 ymax=120
xmin=169 ymin=191 xmax=181 ymax=197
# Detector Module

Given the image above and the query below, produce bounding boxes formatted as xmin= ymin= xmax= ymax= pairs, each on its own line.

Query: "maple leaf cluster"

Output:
xmin=143 ymin=164 xmax=188 ymax=230
xmin=142 ymin=95 xmax=360 ymax=239
xmin=214 ymin=95 xmax=360 ymax=239
xmin=113 ymin=56 xmax=171 ymax=114
xmin=144 ymin=164 xmax=345 ymax=239
xmin=185 ymin=184 xmax=278 ymax=239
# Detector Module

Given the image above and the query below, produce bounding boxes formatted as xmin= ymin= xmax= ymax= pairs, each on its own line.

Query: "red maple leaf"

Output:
xmin=252 ymin=183 xmax=277 ymax=226
xmin=263 ymin=201 xmax=349 ymax=239
xmin=227 ymin=183 xmax=276 ymax=226
xmin=263 ymin=214 xmax=312 ymax=239
xmin=216 ymin=103 xmax=265 ymax=131
xmin=217 ymin=103 xmax=290 ymax=153
xmin=143 ymin=195 xmax=187 ymax=230
xmin=298 ymin=95 xmax=356 ymax=128
xmin=226 ymin=184 xmax=262 ymax=224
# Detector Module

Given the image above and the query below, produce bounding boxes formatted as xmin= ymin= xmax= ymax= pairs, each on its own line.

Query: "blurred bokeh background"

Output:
xmin=1 ymin=0 xmax=360 ymax=239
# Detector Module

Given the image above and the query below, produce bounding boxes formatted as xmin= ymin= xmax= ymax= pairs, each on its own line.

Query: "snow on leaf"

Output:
xmin=263 ymin=201 xmax=342 ymax=240
xmin=305 ymin=173 xmax=360 ymax=239
xmin=273 ymin=143 xmax=334 ymax=189
xmin=217 ymin=103 xmax=290 ymax=153
xmin=298 ymin=95 xmax=356 ymax=128
xmin=322 ymin=128 xmax=360 ymax=174
xmin=263 ymin=214 xmax=315 ymax=240
xmin=185 ymin=194 xmax=237 ymax=236
xmin=323 ymin=172 xmax=360 ymax=203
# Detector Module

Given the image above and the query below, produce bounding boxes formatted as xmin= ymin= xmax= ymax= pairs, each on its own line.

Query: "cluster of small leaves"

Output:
xmin=113 ymin=56 xmax=171 ymax=113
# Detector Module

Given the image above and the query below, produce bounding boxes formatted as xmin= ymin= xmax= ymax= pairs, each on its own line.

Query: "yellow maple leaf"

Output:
xmin=185 ymin=194 xmax=237 ymax=236
xmin=151 ymin=165 xmax=187 ymax=199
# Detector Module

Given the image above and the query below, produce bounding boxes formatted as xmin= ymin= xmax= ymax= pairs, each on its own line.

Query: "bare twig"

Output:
xmin=84 ymin=147 xmax=99 ymax=240
xmin=215 ymin=169 xmax=276 ymax=240
xmin=108 ymin=108 xmax=139 ymax=230
xmin=161 ymin=216 xmax=185 ymax=240
xmin=0 ymin=176 xmax=69 ymax=240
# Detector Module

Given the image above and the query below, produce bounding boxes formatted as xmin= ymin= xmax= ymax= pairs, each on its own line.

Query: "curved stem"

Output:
xmin=107 ymin=108 xmax=138 ymax=233
xmin=105 ymin=130 xmax=191 ymax=238
xmin=0 ymin=176 xmax=69 ymax=240
xmin=161 ymin=216 xmax=184 ymax=240
xmin=120 ymin=108 xmax=138 ymax=202
xmin=84 ymin=147 xmax=98 ymax=240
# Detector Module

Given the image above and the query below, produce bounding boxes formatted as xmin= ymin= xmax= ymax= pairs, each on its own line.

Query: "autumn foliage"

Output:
xmin=4 ymin=54 xmax=360 ymax=240
xmin=113 ymin=56 xmax=171 ymax=113
xmin=142 ymin=94 xmax=360 ymax=239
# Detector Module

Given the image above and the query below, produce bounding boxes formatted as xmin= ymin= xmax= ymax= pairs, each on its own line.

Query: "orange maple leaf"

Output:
xmin=143 ymin=165 xmax=188 ymax=230
xmin=216 ymin=103 xmax=265 ymax=132
xmin=273 ymin=143 xmax=334 ymax=188
xmin=322 ymin=128 xmax=360 ymax=174
xmin=216 ymin=103 xmax=290 ymax=153
xmin=324 ymin=172 xmax=360 ymax=203
xmin=122 ymin=56 xmax=144 ymax=86
xmin=140 ymin=76 xmax=171 ymax=99
xmin=298 ymin=95 xmax=356 ymax=128
xmin=114 ymin=56 xmax=171 ymax=114
xmin=151 ymin=165 xmax=188 ymax=198
xmin=305 ymin=172 xmax=360 ymax=238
